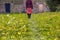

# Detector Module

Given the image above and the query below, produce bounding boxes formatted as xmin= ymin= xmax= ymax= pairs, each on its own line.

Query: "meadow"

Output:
xmin=0 ymin=12 xmax=60 ymax=40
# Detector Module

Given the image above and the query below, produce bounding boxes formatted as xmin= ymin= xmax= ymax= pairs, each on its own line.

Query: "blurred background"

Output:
xmin=0 ymin=0 xmax=60 ymax=13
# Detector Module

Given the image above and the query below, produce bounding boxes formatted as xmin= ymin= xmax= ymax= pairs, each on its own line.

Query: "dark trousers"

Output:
xmin=27 ymin=14 xmax=31 ymax=19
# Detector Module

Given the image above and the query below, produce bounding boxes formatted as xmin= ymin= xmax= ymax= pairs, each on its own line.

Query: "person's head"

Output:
xmin=26 ymin=0 xmax=32 ymax=2
xmin=27 ymin=0 xmax=31 ymax=1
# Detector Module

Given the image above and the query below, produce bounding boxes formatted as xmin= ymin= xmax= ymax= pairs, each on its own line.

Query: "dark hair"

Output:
xmin=26 ymin=0 xmax=33 ymax=9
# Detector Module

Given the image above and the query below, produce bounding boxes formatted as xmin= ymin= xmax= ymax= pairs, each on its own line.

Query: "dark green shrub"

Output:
xmin=46 ymin=0 xmax=57 ymax=12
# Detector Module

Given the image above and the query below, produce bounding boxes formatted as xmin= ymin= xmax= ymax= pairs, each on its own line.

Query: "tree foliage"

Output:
xmin=46 ymin=0 xmax=60 ymax=12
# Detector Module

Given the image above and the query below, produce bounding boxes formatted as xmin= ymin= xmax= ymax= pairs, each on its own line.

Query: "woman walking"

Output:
xmin=26 ymin=0 xmax=33 ymax=19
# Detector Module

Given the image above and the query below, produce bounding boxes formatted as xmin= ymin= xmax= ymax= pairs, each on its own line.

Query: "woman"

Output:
xmin=26 ymin=0 xmax=33 ymax=19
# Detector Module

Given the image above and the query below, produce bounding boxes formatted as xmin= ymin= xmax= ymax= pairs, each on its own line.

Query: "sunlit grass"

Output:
xmin=0 ymin=12 xmax=60 ymax=40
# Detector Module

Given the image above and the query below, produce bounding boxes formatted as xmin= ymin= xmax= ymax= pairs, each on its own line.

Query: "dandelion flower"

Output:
xmin=18 ymin=32 xmax=21 ymax=35
xmin=54 ymin=38 xmax=57 ymax=40
xmin=2 ymin=32 xmax=5 ymax=35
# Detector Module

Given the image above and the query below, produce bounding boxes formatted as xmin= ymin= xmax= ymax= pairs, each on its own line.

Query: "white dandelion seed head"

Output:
xmin=6 ymin=14 xmax=9 ymax=17
xmin=13 ymin=17 xmax=15 ymax=19
xmin=23 ymin=25 xmax=26 ymax=27
xmin=7 ymin=21 xmax=11 ymax=24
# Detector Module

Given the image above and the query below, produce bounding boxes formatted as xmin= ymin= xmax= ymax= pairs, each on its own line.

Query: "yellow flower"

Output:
xmin=8 ymin=27 xmax=12 ymax=30
xmin=18 ymin=32 xmax=21 ymax=35
xmin=2 ymin=32 xmax=5 ymax=35
xmin=54 ymin=38 xmax=57 ymax=40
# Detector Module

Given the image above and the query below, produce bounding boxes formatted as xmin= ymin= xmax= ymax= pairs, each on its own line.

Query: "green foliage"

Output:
xmin=56 ymin=5 xmax=60 ymax=11
xmin=0 ymin=12 xmax=60 ymax=40
xmin=46 ymin=0 xmax=57 ymax=12
xmin=46 ymin=0 xmax=60 ymax=12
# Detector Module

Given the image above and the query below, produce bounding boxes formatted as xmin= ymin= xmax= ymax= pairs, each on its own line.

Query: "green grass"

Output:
xmin=0 ymin=12 xmax=60 ymax=40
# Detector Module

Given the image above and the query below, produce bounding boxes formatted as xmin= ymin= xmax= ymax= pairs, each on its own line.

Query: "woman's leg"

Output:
xmin=28 ymin=14 xmax=31 ymax=19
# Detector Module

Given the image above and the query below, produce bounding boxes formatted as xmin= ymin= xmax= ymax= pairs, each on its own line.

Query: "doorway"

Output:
xmin=5 ymin=3 xmax=10 ymax=13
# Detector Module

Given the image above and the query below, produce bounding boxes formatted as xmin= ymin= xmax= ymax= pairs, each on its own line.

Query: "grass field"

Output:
xmin=0 ymin=12 xmax=60 ymax=40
